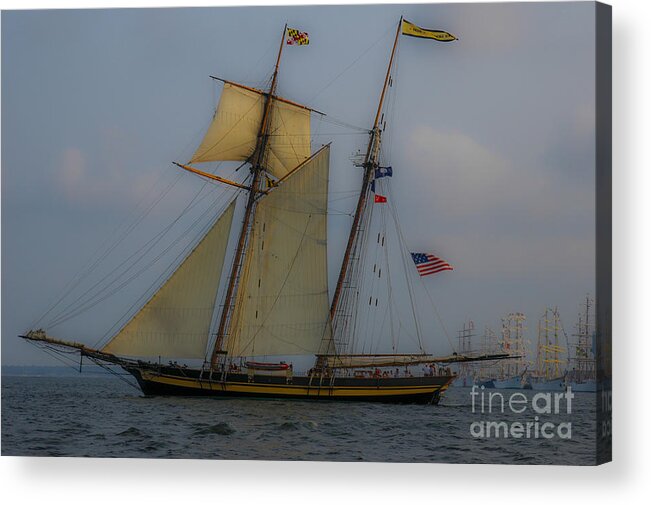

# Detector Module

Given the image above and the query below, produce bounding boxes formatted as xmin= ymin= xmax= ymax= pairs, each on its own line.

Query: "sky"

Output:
xmin=1 ymin=2 xmax=596 ymax=366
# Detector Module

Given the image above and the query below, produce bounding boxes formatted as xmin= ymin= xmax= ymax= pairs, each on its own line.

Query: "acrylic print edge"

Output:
xmin=595 ymin=0 xmax=613 ymax=465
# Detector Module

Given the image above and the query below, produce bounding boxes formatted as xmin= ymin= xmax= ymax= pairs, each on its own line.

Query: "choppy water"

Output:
xmin=2 ymin=375 xmax=597 ymax=464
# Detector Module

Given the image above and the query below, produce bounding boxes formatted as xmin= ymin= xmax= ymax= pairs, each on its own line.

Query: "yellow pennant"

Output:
xmin=401 ymin=19 xmax=457 ymax=42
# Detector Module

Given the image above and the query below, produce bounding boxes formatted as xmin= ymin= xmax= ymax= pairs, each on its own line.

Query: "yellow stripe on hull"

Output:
xmin=139 ymin=370 xmax=450 ymax=399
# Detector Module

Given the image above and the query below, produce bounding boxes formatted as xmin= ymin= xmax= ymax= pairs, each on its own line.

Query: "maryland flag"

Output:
xmin=287 ymin=28 xmax=309 ymax=45
xmin=401 ymin=19 xmax=457 ymax=42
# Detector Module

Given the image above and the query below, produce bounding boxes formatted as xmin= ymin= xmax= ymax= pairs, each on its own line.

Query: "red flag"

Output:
xmin=374 ymin=194 xmax=387 ymax=203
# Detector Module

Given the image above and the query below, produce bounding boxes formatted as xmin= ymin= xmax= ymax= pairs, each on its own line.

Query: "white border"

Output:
xmin=2 ymin=0 xmax=650 ymax=502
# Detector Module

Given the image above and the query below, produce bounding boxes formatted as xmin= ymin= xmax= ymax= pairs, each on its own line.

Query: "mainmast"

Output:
xmin=329 ymin=16 xmax=403 ymax=322
xmin=210 ymin=24 xmax=288 ymax=368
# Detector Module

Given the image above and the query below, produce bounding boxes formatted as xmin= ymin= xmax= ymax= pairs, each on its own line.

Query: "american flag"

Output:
xmin=410 ymin=252 xmax=453 ymax=276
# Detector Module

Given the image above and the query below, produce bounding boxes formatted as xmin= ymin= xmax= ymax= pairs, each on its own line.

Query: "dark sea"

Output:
xmin=1 ymin=374 xmax=597 ymax=464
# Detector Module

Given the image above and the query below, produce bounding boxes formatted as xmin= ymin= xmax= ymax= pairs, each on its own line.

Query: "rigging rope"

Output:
xmin=95 ymin=189 xmax=243 ymax=350
xmin=29 ymin=98 xmax=232 ymax=334
xmin=45 ymin=181 xmax=212 ymax=328
xmin=305 ymin=22 xmax=395 ymax=105
xmin=29 ymin=167 xmax=182 ymax=331
xmin=46 ymin=171 xmax=242 ymax=334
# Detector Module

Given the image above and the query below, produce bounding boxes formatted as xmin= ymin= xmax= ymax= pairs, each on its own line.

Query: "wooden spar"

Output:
xmin=209 ymin=76 xmax=325 ymax=115
xmin=173 ymin=162 xmax=260 ymax=192
xmin=273 ymin=143 xmax=331 ymax=185
xmin=210 ymin=24 xmax=288 ymax=368
xmin=181 ymin=144 xmax=330 ymax=196
xmin=18 ymin=330 xmax=127 ymax=365
xmin=316 ymin=352 xmax=516 ymax=369
xmin=329 ymin=16 xmax=403 ymax=322
xmin=20 ymin=330 xmax=89 ymax=351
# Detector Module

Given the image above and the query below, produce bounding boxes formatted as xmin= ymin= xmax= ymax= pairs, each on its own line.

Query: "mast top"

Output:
xmin=372 ymin=16 xmax=403 ymax=131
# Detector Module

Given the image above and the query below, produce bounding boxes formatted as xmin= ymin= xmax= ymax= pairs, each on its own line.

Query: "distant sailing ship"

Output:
xmin=21 ymin=19 xmax=508 ymax=404
xmin=530 ymin=307 xmax=567 ymax=391
xmin=567 ymin=296 xmax=597 ymax=392
xmin=451 ymin=320 xmax=476 ymax=387
xmin=476 ymin=326 xmax=500 ymax=388
xmin=492 ymin=313 xmax=528 ymax=389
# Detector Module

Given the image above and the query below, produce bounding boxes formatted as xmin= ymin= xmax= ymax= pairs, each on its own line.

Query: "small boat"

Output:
xmin=492 ymin=376 xmax=523 ymax=390
xmin=244 ymin=361 xmax=289 ymax=371
xmin=530 ymin=376 xmax=565 ymax=391
xmin=478 ymin=379 xmax=495 ymax=389
xmin=569 ymin=380 xmax=597 ymax=392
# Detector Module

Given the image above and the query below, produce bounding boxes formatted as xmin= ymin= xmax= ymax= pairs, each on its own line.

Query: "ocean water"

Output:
xmin=1 ymin=375 xmax=597 ymax=464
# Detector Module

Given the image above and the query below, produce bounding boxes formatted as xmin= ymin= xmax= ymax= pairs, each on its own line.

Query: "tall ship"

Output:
xmin=492 ymin=312 xmax=528 ymax=389
xmin=451 ymin=320 xmax=476 ymax=387
xmin=567 ymin=295 xmax=597 ymax=392
xmin=530 ymin=307 xmax=567 ymax=391
xmin=476 ymin=326 xmax=500 ymax=388
xmin=20 ymin=19 xmax=508 ymax=404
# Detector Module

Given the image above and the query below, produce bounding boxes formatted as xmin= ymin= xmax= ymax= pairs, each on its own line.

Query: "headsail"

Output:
xmin=226 ymin=146 xmax=331 ymax=356
xmin=102 ymin=201 xmax=236 ymax=359
xmin=190 ymin=82 xmax=311 ymax=178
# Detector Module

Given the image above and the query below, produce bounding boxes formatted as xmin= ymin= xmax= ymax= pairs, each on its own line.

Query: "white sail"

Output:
xmin=102 ymin=201 xmax=236 ymax=359
xmin=227 ymin=147 xmax=331 ymax=357
xmin=266 ymin=98 xmax=313 ymax=177
xmin=190 ymin=82 xmax=311 ymax=178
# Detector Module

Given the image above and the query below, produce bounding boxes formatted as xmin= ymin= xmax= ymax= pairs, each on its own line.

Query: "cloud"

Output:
xmin=433 ymin=232 xmax=595 ymax=280
xmin=572 ymin=102 xmax=596 ymax=139
xmin=400 ymin=126 xmax=593 ymax=225
xmin=448 ymin=3 xmax=531 ymax=53
xmin=389 ymin=127 xmax=595 ymax=284
xmin=59 ymin=148 xmax=86 ymax=197
xmin=55 ymin=136 xmax=163 ymax=211
xmin=402 ymin=127 xmax=543 ymax=217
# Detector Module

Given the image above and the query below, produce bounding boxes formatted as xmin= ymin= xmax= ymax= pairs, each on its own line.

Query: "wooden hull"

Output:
xmin=124 ymin=365 xmax=452 ymax=404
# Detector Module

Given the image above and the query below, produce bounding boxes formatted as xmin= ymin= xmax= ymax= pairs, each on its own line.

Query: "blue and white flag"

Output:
xmin=375 ymin=166 xmax=393 ymax=178
xmin=371 ymin=166 xmax=393 ymax=192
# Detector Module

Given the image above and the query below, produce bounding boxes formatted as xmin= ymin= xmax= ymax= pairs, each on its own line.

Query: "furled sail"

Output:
xmin=319 ymin=354 xmax=436 ymax=369
xmin=190 ymin=82 xmax=311 ymax=178
xmin=102 ymin=201 xmax=236 ymax=359
xmin=226 ymin=147 xmax=331 ymax=357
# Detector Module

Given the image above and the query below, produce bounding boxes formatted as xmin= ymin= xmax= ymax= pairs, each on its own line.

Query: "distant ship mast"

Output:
xmin=571 ymin=295 xmax=596 ymax=382
xmin=499 ymin=312 xmax=527 ymax=378
xmin=457 ymin=320 xmax=476 ymax=380
xmin=535 ymin=307 xmax=566 ymax=380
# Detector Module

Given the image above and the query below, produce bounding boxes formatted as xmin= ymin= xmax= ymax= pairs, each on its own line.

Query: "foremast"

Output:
xmin=210 ymin=24 xmax=288 ymax=369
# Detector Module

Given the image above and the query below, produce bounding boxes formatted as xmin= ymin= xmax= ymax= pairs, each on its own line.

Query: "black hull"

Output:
xmin=124 ymin=365 xmax=452 ymax=405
